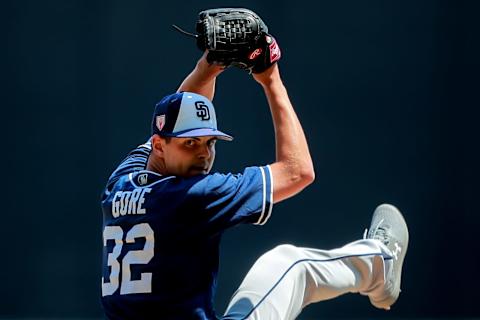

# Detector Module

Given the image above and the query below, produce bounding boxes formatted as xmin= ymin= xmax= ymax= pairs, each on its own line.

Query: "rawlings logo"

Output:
xmin=249 ymin=48 xmax=263 ymax=60
xmin=269 ymin=39 xmax=281 ymax=63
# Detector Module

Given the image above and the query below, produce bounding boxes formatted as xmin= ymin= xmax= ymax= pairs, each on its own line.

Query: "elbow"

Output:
xmin=291 ymin=164 xmax=315 ymax=189
xmin=296 ymin=156 xmax=315 ymax=187
xmin=300 ymin=166 xmax=315 ymax=187
xmin=288 ymin=162 xmax=315 ymax=188
xmin=271 ymin=163 xmax=315 ymax=203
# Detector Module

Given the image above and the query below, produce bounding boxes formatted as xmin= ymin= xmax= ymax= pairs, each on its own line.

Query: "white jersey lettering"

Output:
xmin=111 ymin=188 xmax=152 ymax=217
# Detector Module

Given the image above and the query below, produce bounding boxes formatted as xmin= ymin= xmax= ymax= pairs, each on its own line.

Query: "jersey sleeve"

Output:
xmin=105 ymin=140 xmax=151 ymax=191
xmin=187 ymin=165 xmax=274 ymax=228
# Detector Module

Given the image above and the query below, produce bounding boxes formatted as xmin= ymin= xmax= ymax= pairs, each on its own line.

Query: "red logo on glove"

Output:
xmin=269 ymin=38 xmax=281 ymax=63
xmin=249 ymin=48 xmax=263 ymax=60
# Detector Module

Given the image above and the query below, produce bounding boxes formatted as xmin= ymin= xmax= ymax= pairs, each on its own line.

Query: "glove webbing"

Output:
xmin=216 ymin=19 xmax=255 ymax=45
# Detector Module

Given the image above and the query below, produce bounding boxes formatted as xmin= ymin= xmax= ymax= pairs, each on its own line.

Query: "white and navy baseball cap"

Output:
xmin=151 ymin=92 xmax=233 ymax=141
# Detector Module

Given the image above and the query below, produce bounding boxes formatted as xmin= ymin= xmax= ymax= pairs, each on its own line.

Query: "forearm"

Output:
xmin=256 ymin=65 xmax=315 ymax=202
xmin=177 ymin=53 xmax=224 ymax=101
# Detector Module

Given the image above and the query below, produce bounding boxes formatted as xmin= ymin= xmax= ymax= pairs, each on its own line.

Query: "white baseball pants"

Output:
xmin=222 ymin=239 xmax=394 ymax=320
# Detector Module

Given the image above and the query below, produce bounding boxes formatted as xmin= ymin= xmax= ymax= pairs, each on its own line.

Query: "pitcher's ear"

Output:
xmin=151 ymin=134 xmax=166 ymax=155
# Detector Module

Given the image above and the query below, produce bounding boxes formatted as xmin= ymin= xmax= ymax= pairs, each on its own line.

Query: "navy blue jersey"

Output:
xmin=101 ymin=141 xmax=273 ymax=319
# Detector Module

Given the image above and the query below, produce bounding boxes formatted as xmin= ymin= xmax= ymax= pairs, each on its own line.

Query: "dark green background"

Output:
xmin=4 ymin=0 xmax=479 ymax=318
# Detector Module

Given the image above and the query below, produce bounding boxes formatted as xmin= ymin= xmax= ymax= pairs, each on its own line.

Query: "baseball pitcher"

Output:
xmin=100 ymin=8 xmax=408 ymax=319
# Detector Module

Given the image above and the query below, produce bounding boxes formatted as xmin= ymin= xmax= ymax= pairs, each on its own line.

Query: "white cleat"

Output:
xmin=364 ymin=203 xmax=409 ymax=310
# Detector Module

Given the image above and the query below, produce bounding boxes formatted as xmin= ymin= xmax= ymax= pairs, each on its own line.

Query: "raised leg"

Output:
xmin=222 ymin=239 xmax=393 ymax=320
xmin=222 ymin=204 xmax=409 ymax=320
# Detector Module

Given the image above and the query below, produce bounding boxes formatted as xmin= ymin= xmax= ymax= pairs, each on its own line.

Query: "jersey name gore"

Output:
xmin=112 ymin=188 xmax=152 ymax=217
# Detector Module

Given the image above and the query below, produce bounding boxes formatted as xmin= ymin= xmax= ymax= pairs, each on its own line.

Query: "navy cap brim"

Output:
xmin=162 ymin=128 xmax=233 ymax=141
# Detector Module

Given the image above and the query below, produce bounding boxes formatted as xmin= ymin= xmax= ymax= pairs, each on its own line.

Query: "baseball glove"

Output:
xmin=173 ymin=8 xmax=281 ymax=73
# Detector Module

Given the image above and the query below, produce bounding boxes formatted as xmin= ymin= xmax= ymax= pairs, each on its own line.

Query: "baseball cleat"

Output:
xmin=364 ymin=203 xmax=409 ymax=310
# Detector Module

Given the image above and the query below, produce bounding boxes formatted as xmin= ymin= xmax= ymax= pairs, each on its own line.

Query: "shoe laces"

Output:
xmin=363 ymin=218 xmax=390 ymax=246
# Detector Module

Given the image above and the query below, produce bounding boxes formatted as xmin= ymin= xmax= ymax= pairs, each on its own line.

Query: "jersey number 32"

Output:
xmin=102 ymin=223 xmax=154 ymax=296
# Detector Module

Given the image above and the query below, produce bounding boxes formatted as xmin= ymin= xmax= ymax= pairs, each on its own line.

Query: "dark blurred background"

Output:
xmin=3 ymin=0 xmax=480 ymax=318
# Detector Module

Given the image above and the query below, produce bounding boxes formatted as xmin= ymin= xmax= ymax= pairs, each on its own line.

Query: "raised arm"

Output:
xmin=253 ymin=64 xmax=315 ymax=203
xmin=177 ymin=52 xmax=225 ymax=101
